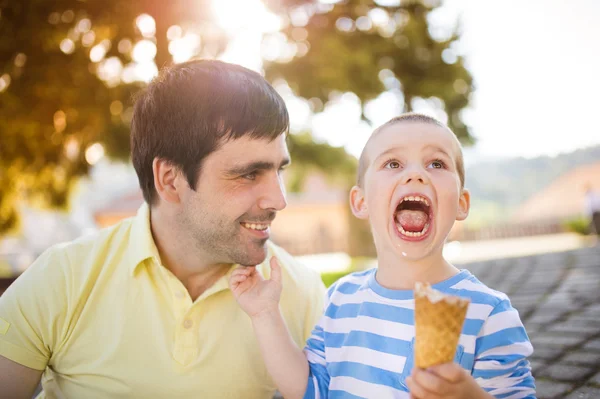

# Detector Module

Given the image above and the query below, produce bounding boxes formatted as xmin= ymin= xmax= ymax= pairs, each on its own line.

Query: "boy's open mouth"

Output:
xmin=394 ymin=195 xmax=432 ymax=238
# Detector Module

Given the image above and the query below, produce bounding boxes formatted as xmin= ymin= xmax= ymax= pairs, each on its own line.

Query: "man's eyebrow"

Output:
xmin=226 ymin=158 xmax=290 ymax=176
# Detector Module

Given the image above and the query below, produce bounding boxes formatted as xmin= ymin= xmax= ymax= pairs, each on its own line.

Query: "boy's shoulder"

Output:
xmin=445 ymin=270 xmax=511 ymax=309
xmin=327 ymin=268 xmax=375 ymax=296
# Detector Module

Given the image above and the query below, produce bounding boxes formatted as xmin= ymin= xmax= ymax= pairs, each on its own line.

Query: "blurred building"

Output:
xmin=512 ymin=161 xmax=600 ymax=222
xmin=449 ymin=161 xmax=600 ymax=242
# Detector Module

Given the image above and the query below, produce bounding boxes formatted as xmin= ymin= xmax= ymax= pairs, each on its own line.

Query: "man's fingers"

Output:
xmin=269 ymin=257 xmax=282 ymax=284
xmin=412 ymin=368 xmax=447 ymax=395
xmin=427 ymin=363 xmax=465 ymax=383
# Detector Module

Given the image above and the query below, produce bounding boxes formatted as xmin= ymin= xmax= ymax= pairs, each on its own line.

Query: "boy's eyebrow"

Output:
xmin=372 ymin=145 xmax=454 ymax=164
xmin=372 ymin=147 xmax=406 ymax=163
xmin=226 ymin=158 xmax=291 ymax=176
xmin=424 ymin=145 xmax=453 ymax=158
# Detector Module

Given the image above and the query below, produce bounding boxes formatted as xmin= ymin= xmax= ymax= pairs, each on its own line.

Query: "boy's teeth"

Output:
xmin=396 ymin=222 xmax=430 ymax=237
xmin=402 ymin=195 xmax=429 ymax=206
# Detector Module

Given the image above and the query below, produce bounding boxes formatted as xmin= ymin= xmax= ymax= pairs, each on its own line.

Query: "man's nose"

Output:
xmin=258 ymin=174 xmax=287 ymax=211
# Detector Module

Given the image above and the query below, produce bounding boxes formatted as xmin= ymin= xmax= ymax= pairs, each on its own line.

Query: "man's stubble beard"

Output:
xmin=185 ymin=210 xmax=270 ymax=266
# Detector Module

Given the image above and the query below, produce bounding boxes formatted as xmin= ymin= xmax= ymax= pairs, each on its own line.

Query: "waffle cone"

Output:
xmin=414 ymin=282 xmax=470 ymax=369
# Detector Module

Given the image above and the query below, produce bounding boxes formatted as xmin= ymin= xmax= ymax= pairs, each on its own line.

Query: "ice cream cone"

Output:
xmin=414 ymin=282 xmax=470 ymax=369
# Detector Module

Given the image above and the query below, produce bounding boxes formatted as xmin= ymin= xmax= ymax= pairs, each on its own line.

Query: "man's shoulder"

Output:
xmin=54 ymin=217 xmax=135 ymax=258
xmin=33 ymin=216 xmax=136 ymax=276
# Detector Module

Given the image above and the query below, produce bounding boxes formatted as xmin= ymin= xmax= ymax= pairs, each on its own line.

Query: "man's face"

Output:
xmin=352 ymin=122 xmax=469 ymax=261
xmin=176 ymin=134 xmax=289 ymax=266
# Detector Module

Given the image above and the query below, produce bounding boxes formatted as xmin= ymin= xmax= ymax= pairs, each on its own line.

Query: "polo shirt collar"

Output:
xmin=128 ymin=202 xmax=161 ymax=276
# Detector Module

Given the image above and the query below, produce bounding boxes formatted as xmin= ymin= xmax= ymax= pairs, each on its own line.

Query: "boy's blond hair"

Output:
xmin=357 ymin=113 xmax=465 ymax=188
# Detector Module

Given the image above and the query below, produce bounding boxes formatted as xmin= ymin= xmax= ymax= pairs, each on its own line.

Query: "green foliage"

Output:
xmin=563 ymin=217 xmax=590 ymax=235
xmin=286 ymin=132 xmax=357 ymax=192
xmin=320 ymin=270 xmax=351 ymax=287
xmin=0 ymin=0 xmax=474 ymax=236
xmin=265 ymin=0 xmax=474 ymax=142
xmin=320 ymin=256 xmax=375 ymax=287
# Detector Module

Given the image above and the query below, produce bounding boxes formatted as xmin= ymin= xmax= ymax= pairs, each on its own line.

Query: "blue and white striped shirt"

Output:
xmin=303 ymin=269 xmax=536 ymax=399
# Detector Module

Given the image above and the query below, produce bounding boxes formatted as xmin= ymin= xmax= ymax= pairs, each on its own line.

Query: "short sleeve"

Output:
xmin=0 ymin=246 xmax=71 ymax=370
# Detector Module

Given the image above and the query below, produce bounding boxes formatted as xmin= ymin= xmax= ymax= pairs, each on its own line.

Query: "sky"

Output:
xmin=212 ymin=0 xmax=600 ymax=164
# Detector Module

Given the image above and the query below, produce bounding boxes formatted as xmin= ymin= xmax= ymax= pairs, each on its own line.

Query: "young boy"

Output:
xmin=229 ymin=113 xmax=536 ymax=398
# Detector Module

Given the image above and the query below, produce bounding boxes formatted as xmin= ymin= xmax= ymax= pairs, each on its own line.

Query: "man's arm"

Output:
xmin=0 ymin=355 xmax=43 ymax=399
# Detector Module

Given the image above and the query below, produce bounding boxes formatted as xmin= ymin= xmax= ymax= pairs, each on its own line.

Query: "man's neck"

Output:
xmin=374 ymin=249 xmax=459 ymax=291
xmin=149 ymin=207 xmax=231 ymax=301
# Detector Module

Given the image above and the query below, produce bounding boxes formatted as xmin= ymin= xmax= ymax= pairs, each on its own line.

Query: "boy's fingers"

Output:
xmin=427 ymin=363 xmax=465 ymax=383
xmin=269 ymin=257 xmax=282 ymax=284
xmin=405 ymin=376 xmax=426 ymax=399
xmin=231 ymin=266 xmax=252 ymax=277
xmin=412 ymin=368 xmax=447 ymax=395
xmin=230 ymin=275 xmax=247 ymax=285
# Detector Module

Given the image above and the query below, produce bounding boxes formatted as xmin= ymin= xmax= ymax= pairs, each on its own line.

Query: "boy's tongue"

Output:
xmin=396 ymin=210 xmax=428 ymax=232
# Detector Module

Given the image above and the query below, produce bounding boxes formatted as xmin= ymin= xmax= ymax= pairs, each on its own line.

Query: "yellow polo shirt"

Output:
xmin=0 ymin=204 xmax=325 ymax=399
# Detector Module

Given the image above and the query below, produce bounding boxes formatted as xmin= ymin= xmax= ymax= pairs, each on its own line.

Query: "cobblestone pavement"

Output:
xmin=463 ymin=244 xmax=600 ymax=399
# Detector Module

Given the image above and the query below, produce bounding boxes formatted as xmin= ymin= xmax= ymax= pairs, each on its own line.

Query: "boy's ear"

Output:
xmin=350 ymin=186 xmax=369 ymax=219
xmin=456 ymin=188 xmax=470 ymax=221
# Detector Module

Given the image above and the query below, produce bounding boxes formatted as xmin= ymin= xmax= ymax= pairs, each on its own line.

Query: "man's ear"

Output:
xmin=350 ymin=186 xmax=369 ymax=220
xmin=152 ymin=158 xmax=185 ymax=204
xmin=456 ymin=188 xmax=470 ymax=221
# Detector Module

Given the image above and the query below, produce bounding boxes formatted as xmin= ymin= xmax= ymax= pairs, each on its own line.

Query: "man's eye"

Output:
xmin=242 ymin=172 xmax=257 ymax=180
xmin=385 ymin=160 xmax=401 ymax=169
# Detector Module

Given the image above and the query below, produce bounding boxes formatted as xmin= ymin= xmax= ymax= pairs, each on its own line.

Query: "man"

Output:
xmin=0 ymin=60 xmax=326 ymax=399
xmin=584 ymin=183 xmax=600 ymax=238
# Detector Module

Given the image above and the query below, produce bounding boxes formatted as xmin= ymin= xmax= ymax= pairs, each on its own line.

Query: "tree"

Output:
xmin=0 ymin=0 xmax=473 ymax=235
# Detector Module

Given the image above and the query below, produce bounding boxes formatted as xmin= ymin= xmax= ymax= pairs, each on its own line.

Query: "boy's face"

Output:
xmin=350 ymin=122 xmax=470 ymax=262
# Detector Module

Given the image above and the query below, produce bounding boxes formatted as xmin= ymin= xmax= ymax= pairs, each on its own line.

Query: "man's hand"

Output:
xmin=229 ymin=257 xmax=282 ymax=319
xmin=406 ymin=363 xmax=493 ymax=399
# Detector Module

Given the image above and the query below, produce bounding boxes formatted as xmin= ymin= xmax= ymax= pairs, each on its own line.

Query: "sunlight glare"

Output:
xmin=136 ymin=14 xmax=156 ymax=38
xmin=85 ymin=143 xmax=105 ymax=165
xmin=211 ymin=0 xmax=281 ymax=34
xmin=135 ymin=62 xmax=159 ymax=83
xmin=169 ymin=33 xmax=201 ymax=63
xmin=132 ymin=40 xmax=157 ymax=62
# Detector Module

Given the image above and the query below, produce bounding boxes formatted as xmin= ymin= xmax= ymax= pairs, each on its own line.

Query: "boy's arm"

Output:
xmin=471 ymin=298 xmax=536 ymax=398
xmin=407 ymin=297 xmax=535 ymax=398
xmin=251 ymin=310 xmax=310 ymax=399
xmin=229 ymin=258 xmax=310 ymax=399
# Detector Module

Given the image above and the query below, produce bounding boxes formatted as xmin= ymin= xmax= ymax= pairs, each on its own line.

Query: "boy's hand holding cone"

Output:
xmin=407 ymin=283 xmax=494 ymax=398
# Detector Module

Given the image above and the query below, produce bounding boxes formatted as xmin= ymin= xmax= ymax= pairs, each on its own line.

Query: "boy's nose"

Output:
xmin=401 ymin=168 xmax=428 ymax=185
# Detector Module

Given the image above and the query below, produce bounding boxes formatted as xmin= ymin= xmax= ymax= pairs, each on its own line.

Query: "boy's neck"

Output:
xmin=374 ymin=250 xmax=460 ymax=291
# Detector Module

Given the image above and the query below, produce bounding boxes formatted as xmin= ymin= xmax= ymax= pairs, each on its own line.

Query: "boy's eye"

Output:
xmin=385 ymin=160 xmax=401 ymax=169
xmin=429 ymin=160 xmax=446 ymax=169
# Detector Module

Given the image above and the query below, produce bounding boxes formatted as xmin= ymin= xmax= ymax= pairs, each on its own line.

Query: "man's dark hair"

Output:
xmin=130 ymin=59 xmax=290 ymax=205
